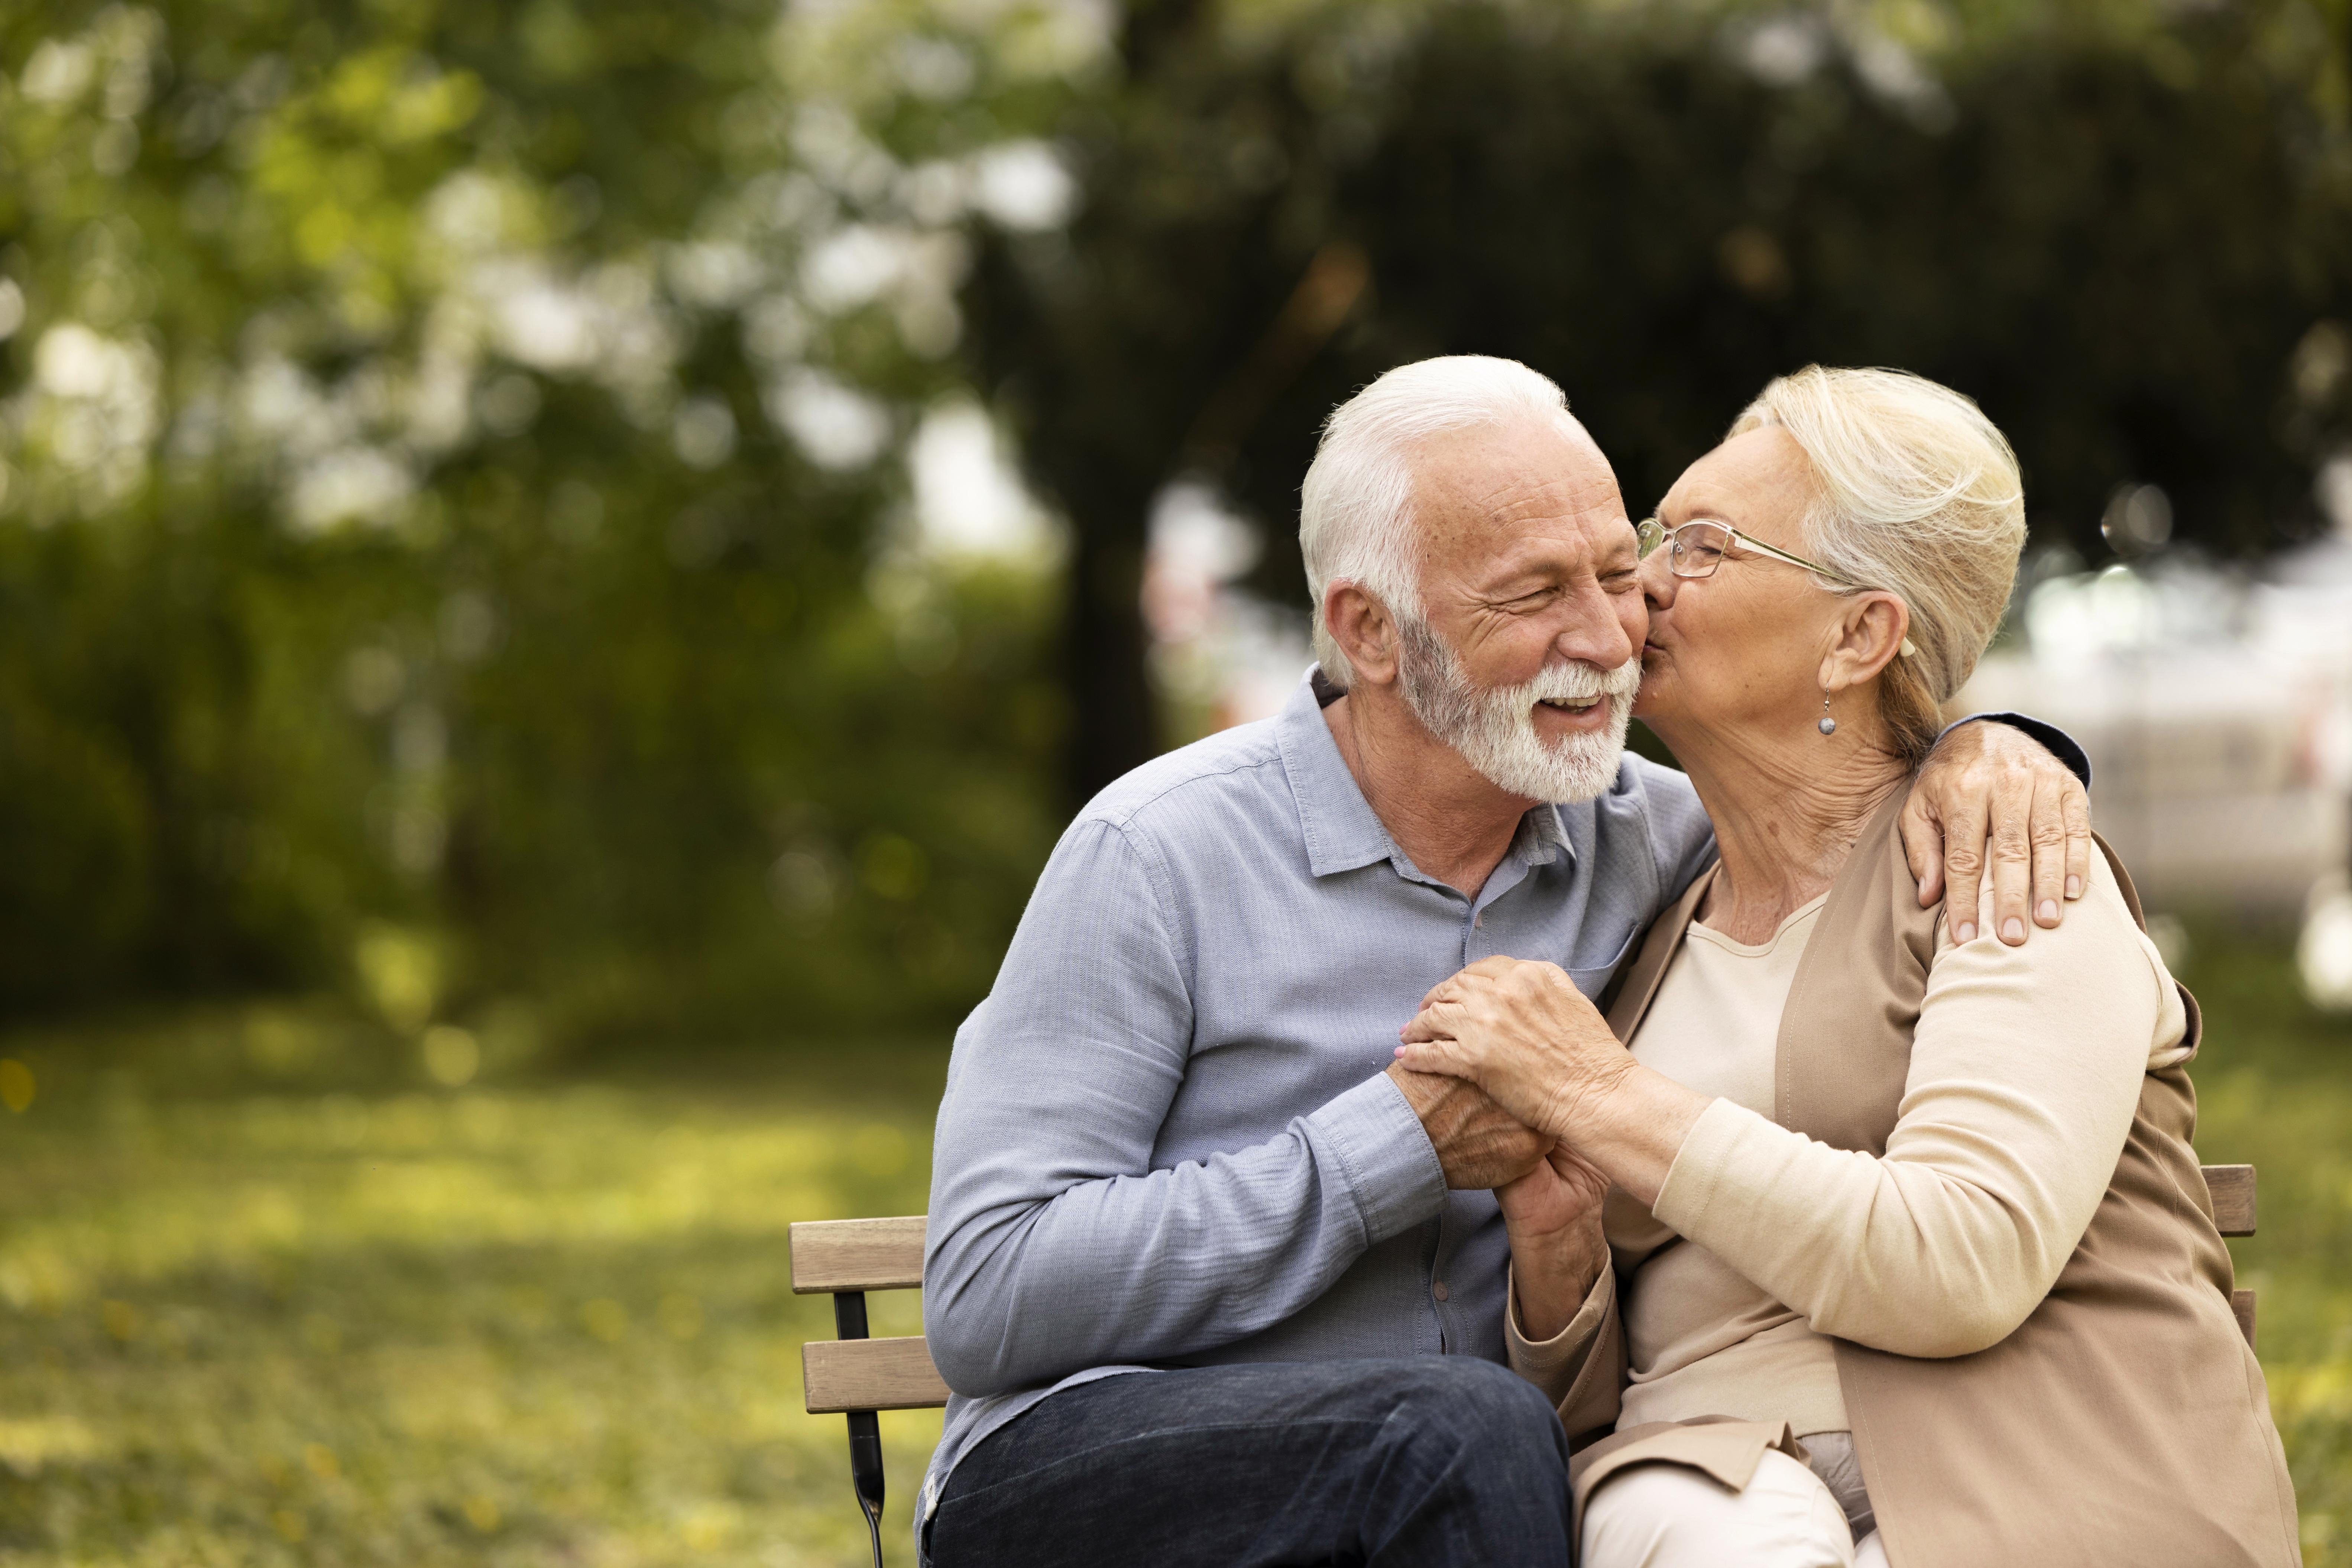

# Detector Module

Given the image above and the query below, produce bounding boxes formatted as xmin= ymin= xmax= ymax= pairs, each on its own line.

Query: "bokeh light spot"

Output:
xmin=422 ymin=1026 xmax=480 ymax=1088
xmin=658 ymin=1292 xmax=703 ymax=1340
xmin=580 ymin=1298 xmax=628 ymax=1344
xmin=100 ymin=1300 xmax=139 ymax=1342
xmin=0 ymin=1060 xmax=34 ymax=1114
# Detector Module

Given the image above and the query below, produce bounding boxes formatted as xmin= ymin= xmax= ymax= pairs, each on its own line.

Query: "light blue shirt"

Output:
xmin=919 ymin=672 xmax=1718 ymax=1517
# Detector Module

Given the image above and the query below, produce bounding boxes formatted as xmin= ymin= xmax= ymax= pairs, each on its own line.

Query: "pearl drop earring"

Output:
xmin=1817 ymin=694 xmax=1837 ymax=736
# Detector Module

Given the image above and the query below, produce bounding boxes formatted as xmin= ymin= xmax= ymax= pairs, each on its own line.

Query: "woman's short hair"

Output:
xmin=1302 ymin=356 xmax=1574 ymax=687
xmin=1730 ymin=367 xmax=2027 ymax=764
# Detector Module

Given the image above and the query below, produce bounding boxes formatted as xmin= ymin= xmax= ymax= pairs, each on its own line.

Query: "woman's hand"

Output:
xmin=1396 ymin=956 xmax=1633 ymax=1142
xmin=1398 ymin=955 xmax=1711 ymax=1207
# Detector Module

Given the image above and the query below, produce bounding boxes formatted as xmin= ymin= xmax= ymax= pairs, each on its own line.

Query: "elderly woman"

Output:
xmin=1395 ymin=367 xmax=2300 ymax=1568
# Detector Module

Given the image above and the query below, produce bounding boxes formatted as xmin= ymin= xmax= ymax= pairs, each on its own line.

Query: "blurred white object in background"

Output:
xmin=1143 ymin=479 xmax=1313 ymax=731
xmin=2299 ymin=872 xmax=2352 ymax=1010
xmin=2145 ymin=913 xmax=2192 ymax=975
xmin=1956 ymin=528 xmax=2352 ymax=917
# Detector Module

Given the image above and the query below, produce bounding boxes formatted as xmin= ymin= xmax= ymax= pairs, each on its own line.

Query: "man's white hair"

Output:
xmin=1300 ymin=355 xmax=1575 ymax=686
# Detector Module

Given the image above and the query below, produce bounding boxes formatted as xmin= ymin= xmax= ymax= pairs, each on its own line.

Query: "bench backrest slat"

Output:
xmin=2203 ymin=1164 xmax=2256 ymax=1237
xmin=793 ymin=1167 xmax=2260 ymax=1415
xmin=804 ymin=1336 xmax=953 ymax=1413
xmin=790 ymin=1215 xmax=926 ymax=1294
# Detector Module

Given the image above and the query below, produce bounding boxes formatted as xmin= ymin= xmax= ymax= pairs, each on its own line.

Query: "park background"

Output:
xmin=3 ymin=0 xmax=2352 ymax=1562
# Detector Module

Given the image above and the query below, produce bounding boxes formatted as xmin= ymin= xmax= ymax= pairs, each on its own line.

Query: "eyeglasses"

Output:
xmin=1635 ymin=517 xmax=1869 ymax=590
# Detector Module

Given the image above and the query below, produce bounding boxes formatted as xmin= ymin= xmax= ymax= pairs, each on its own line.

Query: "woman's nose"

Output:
xmin=1638 ymin=552 xmax=1679 ymax=611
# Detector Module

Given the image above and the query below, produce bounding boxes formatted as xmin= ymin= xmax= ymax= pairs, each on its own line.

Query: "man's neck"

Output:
xmin=1322 ymin=687 xmax=1533 ymax=901
xmin=1652 ymin=712 xmax=1909 ymax=944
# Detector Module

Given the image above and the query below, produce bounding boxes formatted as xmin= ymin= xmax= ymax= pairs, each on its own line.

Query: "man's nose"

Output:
xmin=1549 ymin=580 xmax=1637 ymax=668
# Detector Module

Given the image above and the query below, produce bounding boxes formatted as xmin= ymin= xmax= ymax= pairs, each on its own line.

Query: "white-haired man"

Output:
xmin=918 ymin=357 xmax=2091 ymax=1566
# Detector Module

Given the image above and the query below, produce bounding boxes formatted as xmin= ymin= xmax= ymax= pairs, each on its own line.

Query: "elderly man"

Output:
xmin=919 ymin=357 xmax=2090 ymax=1567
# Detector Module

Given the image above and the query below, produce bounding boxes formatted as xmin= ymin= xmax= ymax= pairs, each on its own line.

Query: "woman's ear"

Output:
xmin=1326 ymin=582 xmax=1403 ymax=688
xmin=1818 ymin=593 xmax=1910 ymax=694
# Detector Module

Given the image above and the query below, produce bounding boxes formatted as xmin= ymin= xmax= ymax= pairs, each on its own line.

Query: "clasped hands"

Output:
xmin=1380 ymin=720 xmax=2093 ymax=1334
xmin=1384 ymin=959 xmax=1640 ymax=1340
xmin=1386 ymin=713 xmax=2095 ymax=1207
xmin=1383 ymin=957 xmax=1637 ymax=1228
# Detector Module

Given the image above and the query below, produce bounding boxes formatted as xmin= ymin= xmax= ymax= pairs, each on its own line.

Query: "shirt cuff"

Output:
xmin=1306 ymin=1072 xmax=1450 ymax=1246
xmin=1940 ymin=711 xmax=2092 ymax=790
xmin=1504 ymin=1257 xmax=1616 ymax=1378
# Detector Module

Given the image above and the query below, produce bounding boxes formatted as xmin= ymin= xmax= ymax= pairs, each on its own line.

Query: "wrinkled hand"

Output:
xmin=1494 ymin=1138 xmax=1611 ymax=1237
xmin=1384 ymin=1060 xmax=1547 ymax=1190
xmin=1903 ymin=721 xmax=2091 ymax=946
xmin=1395 ymin=956 xmax=1633 ymax=1143
xmin=1495 ymin=1141 xmax=1613 ymax=1341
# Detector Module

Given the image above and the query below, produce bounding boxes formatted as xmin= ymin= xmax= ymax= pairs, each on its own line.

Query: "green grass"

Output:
xmin=0 ymin=924 xmax=2348 ymax=1566
xmin=2170 ymin=923 xmax=2352 ymax=1566
xmin=0 ymin=1014 xmax=947 ymax=1567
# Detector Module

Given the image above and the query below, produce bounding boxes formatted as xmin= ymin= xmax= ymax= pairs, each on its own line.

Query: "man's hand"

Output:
xmin=1395 ymin=957 xmax=1636 ymax=1142
xmin=1902 ymin=720 xmax=2092 ymax=946
xmin=1385 ymin=1060 xmax=1546 ymax=1190
xmin=1496 ymin=1143 xmax=1612 ymax=1342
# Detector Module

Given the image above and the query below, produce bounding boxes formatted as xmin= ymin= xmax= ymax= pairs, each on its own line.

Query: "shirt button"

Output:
xmin=1433 ymin=1281 xmax=1450 ymax=1302
xmin=1472 ymin=914 xmax=1483 ymax=929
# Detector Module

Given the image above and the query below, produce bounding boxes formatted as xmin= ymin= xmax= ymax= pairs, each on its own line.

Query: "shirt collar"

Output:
xmin=1513 ymin=800 xmax=1573 ymax=868
xmin=1274 ymin=670 xmax=1579 ymax=880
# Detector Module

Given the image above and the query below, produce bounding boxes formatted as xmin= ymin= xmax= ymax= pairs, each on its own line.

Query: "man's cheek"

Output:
xmin=1617 ymin=595 xmax=1650 ymax=661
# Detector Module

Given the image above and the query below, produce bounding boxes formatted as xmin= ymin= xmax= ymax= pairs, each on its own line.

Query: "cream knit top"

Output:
xmin=1512 ymin=849 xmax=2191 ymax=1435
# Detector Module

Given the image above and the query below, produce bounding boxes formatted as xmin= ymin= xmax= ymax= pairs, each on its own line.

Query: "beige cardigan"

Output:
xmin=1509 ymin=792 xmax=2301 ymax=1568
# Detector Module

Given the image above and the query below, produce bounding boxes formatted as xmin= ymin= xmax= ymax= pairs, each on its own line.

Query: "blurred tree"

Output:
xmin=0 ymin=0 xmax=1091 ymax=1034
xmin=13 ymin=0 xmax=2352 ymax=1030
xmin=965 ymin=0 xmax=2352 ymax=800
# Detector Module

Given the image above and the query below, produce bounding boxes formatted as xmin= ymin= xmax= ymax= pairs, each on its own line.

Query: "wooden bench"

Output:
xmin=792 ymin=1165 xmax=2259 ymax=1557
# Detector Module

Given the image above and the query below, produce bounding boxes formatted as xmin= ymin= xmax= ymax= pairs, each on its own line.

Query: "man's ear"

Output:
xmin=1819 ymin=592 xmax=1910 ymax=694
xmin=1326 ymin=582 xmax=1403 ymax=688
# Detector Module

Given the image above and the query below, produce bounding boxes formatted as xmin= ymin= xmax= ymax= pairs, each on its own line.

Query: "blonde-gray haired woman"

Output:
xmin=1394 ymin=367 xmax=2300 ymax=1568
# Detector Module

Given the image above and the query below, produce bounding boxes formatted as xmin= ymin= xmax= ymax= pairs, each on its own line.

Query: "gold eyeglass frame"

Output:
xmin=1635 ymin=516 xmax=1870 ymax=590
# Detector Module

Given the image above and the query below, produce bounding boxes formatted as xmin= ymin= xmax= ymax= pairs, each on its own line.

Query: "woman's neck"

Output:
xmin=1654 ymin=713 xmax=1911 ymax=945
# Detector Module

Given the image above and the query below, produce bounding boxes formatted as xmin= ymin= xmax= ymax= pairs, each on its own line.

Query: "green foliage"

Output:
xmin=0 ymin=2 xmax=1081 ymax=1034
xmin=967 ymin=0 xmax=2352 ymax=791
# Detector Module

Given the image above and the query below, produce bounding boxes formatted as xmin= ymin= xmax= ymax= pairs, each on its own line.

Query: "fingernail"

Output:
xmin=2002 ymin=918 xmax=2025 ymax=943
xmin=1394 ymin=1046 xmax=1407 ymax=1057
xmin=2038 ymin=900 xmax=2058 ymax=923
xmin=1955 ymin=922 xmax=1976 ymax=943
xmin=2066 ymin=876 xmax=2082 ymax=898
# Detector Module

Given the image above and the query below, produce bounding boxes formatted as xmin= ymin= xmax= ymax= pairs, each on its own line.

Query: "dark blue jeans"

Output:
xmin=924 ymin=1357 xmax=1573 ymax=1567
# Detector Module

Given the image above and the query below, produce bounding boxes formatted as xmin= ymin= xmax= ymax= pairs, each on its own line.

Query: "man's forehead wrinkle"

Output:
xmin=1428 ymin=452 xmax=1620 ymax=525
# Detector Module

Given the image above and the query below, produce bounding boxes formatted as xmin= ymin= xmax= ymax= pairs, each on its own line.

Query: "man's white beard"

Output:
xmin=1395 ymin=617 xmax=1639 ymax=803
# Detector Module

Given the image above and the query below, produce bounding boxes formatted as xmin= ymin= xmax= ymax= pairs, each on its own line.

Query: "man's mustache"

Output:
xmin=1511 ymin=658 xmax=1642 ymax=705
